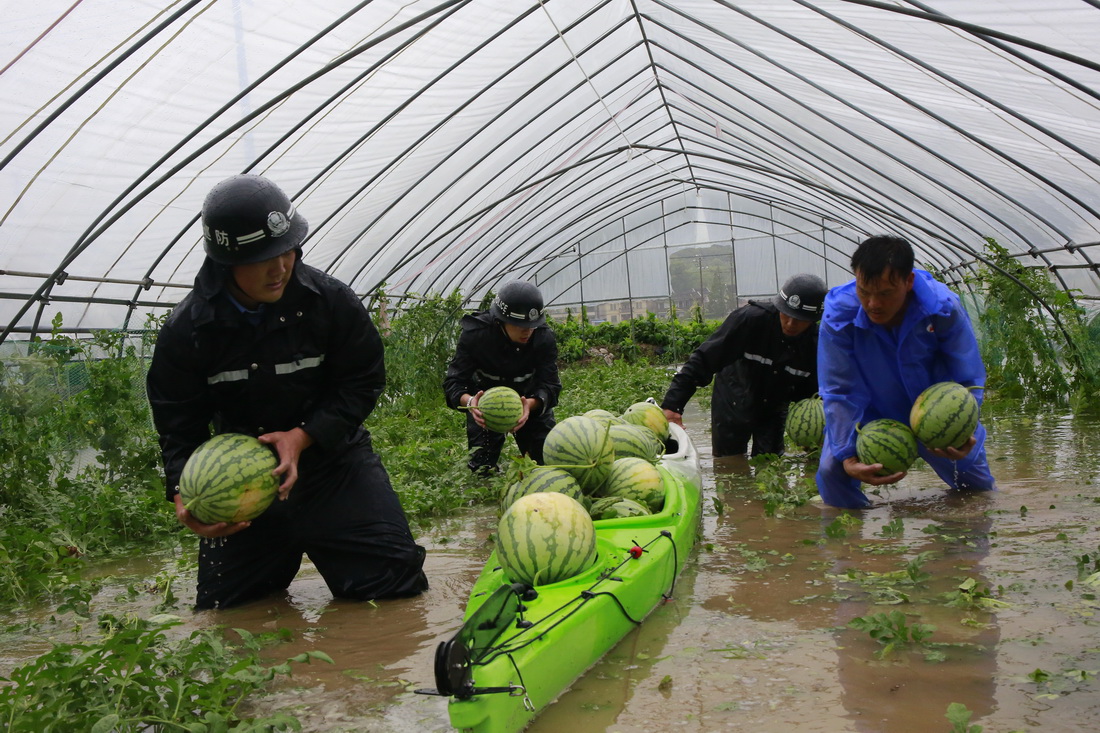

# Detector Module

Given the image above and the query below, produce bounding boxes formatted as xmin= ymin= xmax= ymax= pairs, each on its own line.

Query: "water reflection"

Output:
xmin=824 ymin=492 xmax=1000 ymax=733
xmin=688 ymin=391 xmax=1008 ymax=731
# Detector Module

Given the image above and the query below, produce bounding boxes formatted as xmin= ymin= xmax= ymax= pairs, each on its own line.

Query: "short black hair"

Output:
xmin=850 ymin=235 xmax=914 ymax=282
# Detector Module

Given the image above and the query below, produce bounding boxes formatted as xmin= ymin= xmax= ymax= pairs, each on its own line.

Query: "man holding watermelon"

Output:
xmin=815 ymin=235 xmax=996 ymax=508
xmin=443 ymin=281 xmax=561 ymax=474
xmin=660 ymin=273 xmax=827 ymax=457
xmin=147 ymin=174 xmax=428 ymax=610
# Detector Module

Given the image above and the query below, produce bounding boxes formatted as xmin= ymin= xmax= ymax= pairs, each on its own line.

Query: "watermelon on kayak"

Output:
xmin=417 ymin=417 xmax=702 ymax=733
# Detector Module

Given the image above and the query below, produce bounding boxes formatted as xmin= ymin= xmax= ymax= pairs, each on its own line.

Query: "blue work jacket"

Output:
xmin=817 ymin=269 xmax=986 ymax=462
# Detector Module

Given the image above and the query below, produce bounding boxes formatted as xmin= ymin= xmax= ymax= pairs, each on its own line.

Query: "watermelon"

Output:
xmin=856 ymin=419 xmax=919 ymax=475
xmin=588 ymin=495 xmax=651 ymax=520
xmin=600 ymin=457 xmax=665 ymax=512
xmin=496 ymin=492 xmax=597 ymax=586
xmin=608 ymin=422 xmax=664 ymax=462
xmin=785 ymin=396 xmax=825 ymax=449
xmin=500 ymin=466 xmax=584 ymax=514
xmin=179 ymin=433 xmax=278 ymax=524
xmin=542 ymin=416 xmax=615 ymax=494
xmin=910 ymin=382 xmax=980 ymax=449
xmin=477 ymin=386 xmax=524 ymax=433
xmin=621 ymin=401 xmax=670 ymax=442
xmin=583 ymin=408 xmax=625 ymax=427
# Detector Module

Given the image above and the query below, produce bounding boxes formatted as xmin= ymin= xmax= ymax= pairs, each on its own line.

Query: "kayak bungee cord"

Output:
xmin=475 ymin=529 xmax=680 ymax=667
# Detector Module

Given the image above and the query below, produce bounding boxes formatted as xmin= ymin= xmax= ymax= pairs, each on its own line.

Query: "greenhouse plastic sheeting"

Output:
xmin=2 ymin=0 xmax=1099 ymax=339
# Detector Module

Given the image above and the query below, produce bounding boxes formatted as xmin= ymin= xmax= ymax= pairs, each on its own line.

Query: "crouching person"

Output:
xmin=147 ymin=174 xmax=428 ymax=609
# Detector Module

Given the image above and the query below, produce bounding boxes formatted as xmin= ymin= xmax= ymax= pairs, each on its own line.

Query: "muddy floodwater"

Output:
xmin=3 ymin=403 xmax=1099 ymax=732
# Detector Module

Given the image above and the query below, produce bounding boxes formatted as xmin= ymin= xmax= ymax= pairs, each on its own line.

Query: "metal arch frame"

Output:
xmin=351 ymin=7 xmax=968 ymax=296
xmin=327 ymin=12 xmax=659 ymax=289
xmin=1 ymin=0 xmax=470 ymax=343
xmin=436 ymin=147 xmax=886 ymax=300
xmin=652 ymin=1 xmax=1088 ymax=264
xmin=312 ymin=0 xmax=1040 ymax=298
xmin=794 ymin=0 xmax=1100 ymax=292
xmin=407 ymin=0 xmax=1082 ymax=301
xmin=0 ymin=0 xmax=207 ymax=173
xmin=649 ymin=41 xmax=1067 ymax=260
xmin=344 ymin=1 xmax=936 ymax=296
xmin=1 ymin=0 xmax=1097 ymax=345
xmin=520 ymin=207 xmax=856 ymax=308
xmin=283 ymin=0 xmax=570 ymax=275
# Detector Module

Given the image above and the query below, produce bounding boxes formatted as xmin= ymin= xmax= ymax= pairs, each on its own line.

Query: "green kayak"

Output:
xmin=421 ymin=422 xmax=702 ymax=732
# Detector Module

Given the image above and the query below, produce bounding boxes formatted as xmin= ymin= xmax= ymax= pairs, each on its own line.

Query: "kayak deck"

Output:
xmin=444 ymin=422 xmax=702 ymax=732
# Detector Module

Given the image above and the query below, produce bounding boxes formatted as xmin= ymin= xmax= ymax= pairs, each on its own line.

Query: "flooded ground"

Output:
xmin=3 ymin=403 xmax=1099 ymax=732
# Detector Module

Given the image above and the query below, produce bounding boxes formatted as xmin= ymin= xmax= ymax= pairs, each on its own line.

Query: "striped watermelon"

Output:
xmin=478 ymin=386 xmax=524 ymax=433
xmin=496 ymin=492 xmax=598 ymax=586
xmin=583 ymin=408 xmax=625 ymax=427
xmin=589 ymin=495 xmax=651 ymax=520
xmin=621 ymin=401 xmax=670 ymax=441
xmin=909 ymin=382 xmax=980 ymax=449
xmin=500 ymin=466 xmax=585 ymax=514
xmin=785 ymin=396 xmax=825 ymax=449
xmin=542 ymin=416 xmax=615 ymax=494
xmin=600 ymin=457 xmax=666 ymax=512
xmin=608 ymin=422 xmax=665 ymax=462
xmin=856 ymin=419 xmax=919 ymax=475
xmin=179 ymin=433 xmax=278 ymax=524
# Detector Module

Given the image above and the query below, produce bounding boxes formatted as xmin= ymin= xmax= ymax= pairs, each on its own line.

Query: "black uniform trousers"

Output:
xmin=195 ymin=445 xmax=428 ymax=610
xmin=710 ymin=366 xmax=788 ymax=458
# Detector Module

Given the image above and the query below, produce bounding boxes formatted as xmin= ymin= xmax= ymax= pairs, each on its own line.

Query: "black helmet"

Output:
xmin=490 ymin=281 xmax=546 ymax=327
xmin=775 ymin=273 xmax=827 ymax=321
xmin=201 ymin=174 xmax=309 ymax=265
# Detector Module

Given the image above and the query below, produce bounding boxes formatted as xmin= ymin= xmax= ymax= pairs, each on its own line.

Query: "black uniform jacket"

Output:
xmin=661 ymin=300 xmax=818 ymax=419
xmin=442 ymin=312 xmax=561 ymax=415
xmin=147 ymin=258 xmax=385 ymax=501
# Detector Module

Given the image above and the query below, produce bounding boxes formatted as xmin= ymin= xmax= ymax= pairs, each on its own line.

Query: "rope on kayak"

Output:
xmin=659 ymin=530 xmax=679 ymax=601
xmin=476 ymin=529 xmax=681 ymax=664
xmin=506 ymin=653 xmax=535 ymax=712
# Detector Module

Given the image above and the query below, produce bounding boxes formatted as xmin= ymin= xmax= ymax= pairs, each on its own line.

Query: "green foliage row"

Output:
xmin=962 ymin=237 xmax=1100 ymax=411
xmin=548 ymin=306 xmax=718 ymax=365
xmin=0 ymin=320 xmax=177 ymax=604
xmin=0 ymin=610 xmax=320 ymax=732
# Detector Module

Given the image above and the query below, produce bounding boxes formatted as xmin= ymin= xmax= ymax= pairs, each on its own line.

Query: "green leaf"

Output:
xmin=91 ymin=714 xmax=121 ymax=733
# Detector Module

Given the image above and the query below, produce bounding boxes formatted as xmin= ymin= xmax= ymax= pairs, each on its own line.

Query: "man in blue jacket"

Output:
xmin=816 ymin=235 xmax=996 ymax=508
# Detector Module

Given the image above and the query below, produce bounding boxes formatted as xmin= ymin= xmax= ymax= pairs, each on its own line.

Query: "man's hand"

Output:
xmin=174 ymin=493 xmax=250 ymax=538
xmin=466 ymin=390 xmax=487 ymax=430
xmin=842 ymin=455 xmax=906 ymax=485
xmin=513 ymin=396 xmax=540 ymax=432
xmin=927 ymin=435 xmax=976 ymax=461
xmin=663 ymin=409 xmax=683 ymax=427
xmin=258 ymin=427 xmax=314 ymax=499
